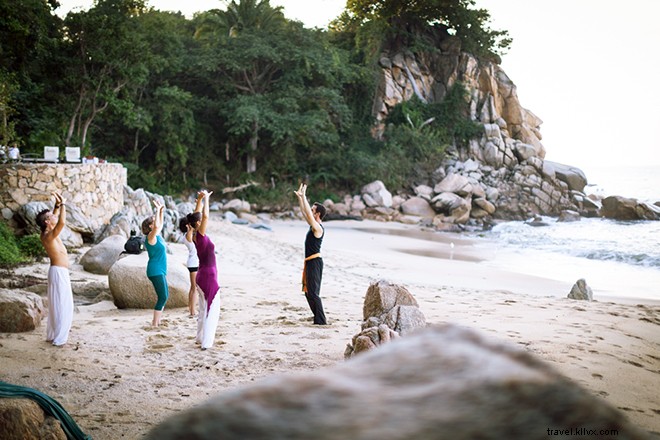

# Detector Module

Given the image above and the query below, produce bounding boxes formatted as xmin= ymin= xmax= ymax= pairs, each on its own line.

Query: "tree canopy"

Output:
xmin=0 ymin=0 xmax=510 ymax=202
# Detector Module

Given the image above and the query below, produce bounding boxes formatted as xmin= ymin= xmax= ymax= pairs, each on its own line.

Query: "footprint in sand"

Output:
xmin=145 ymin=343 xmax=174 ymax=352
xmin=145 ymin=334 xmax=174 ymax=352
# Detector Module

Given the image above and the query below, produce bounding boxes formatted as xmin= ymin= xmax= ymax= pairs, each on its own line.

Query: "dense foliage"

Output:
xmin=0 ymin=221 xmax=29 ymax=265
xmin=0 ymin=0 xmax=508 ymax=202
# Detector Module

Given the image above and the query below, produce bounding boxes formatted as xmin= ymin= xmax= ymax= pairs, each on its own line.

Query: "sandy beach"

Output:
xmin=1 ymin=215 xmax=658 ymax=439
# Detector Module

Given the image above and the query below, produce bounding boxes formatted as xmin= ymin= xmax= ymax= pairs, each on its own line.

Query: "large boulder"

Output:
xmin=399 ymin=197 xmax=436 ymax=218
xmin=0 ymin=289 xmax=45 ymax=332
xmin=434 ymin=173 xmax=473 ymax=197
xmin=600 ymin=196 xmax=660 ymax=221
xmin=0 ymin=398 xmax=66 ymax=440
xmin=146 ymin=324 xmax=648 ymax=440
xmin=107 ymin=251 xmax=190 ymax=309
xmin=80 ymin=235 xmax=127 ymax=275
xmin=544 ymin=161 xmax=587 ymax=192
xmin=361 ymin=180 xmax=392 ymax=208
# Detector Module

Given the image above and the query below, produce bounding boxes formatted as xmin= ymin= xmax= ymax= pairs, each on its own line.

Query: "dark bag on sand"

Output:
xmin=124 ymin=236 xmax=144 ymax=254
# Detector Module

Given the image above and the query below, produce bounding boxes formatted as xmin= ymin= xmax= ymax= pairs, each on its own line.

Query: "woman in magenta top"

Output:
xmin=189 ymin=190 xmax=221 ymax=350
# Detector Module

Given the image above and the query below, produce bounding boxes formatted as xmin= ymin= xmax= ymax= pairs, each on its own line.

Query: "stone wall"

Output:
xmin=0 ymin=163 xmax=126 ymax=231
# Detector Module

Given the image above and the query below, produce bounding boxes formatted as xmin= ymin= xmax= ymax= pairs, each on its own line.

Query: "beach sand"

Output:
xmin=1 ymin=215 xmax=658 ymax=439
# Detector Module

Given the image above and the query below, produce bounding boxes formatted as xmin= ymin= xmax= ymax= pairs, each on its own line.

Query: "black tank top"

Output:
xmin=304 ymin=225 xmax=324 ymax=257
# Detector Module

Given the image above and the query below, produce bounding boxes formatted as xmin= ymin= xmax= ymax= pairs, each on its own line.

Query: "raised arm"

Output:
xmin=185 ymin=223 xmax=194 ymax=243
xmin=148 ymin=199 xmax=165 ymax=244
xmin=293 ymin=183 xmax=322 ymax=237
xmin=50 ymin=192 xmax=67 ymax=238
xmin=196 ymin=190 xmax=213 ymax=236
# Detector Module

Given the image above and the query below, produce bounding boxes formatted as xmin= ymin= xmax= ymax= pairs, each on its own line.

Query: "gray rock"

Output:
xmin=80 ymin=235 xmax=126 ymax=275
xmin=146 ymin=324 xmax=648 ymax=440
xmin=223 ymin=211 xmax=238 ymax=223
xmin=545 ymin=161 xmax=587 ymax=192
xmin=108 ymin=253 xmax=190 ymax=309
xmin=177 ymin=202 xmax=196 ymax=216
xmin=433 ymin=174 xmax=473 ymax=197
xmin=95 ymin=212 xmax=131 ymax=242
xmin=361 ymin=180 xmax=392 ymax=208
xmin=557 ymin=210 xmax=581 ymax=222
xmin=224 ymin=199 xmax=250 ymax=213
xmin=568 ymin=278 xmax=593 ymax=301
xmin=0 ymin=289 xmax=45 ymax=332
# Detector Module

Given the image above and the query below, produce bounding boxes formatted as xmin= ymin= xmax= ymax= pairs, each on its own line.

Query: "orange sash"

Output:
xmin=301 ymin=253 xmax=321 ymax=293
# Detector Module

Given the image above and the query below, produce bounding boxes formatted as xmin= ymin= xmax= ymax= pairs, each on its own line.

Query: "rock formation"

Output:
xmin=345 ymin=280 xmax=426 ymax=358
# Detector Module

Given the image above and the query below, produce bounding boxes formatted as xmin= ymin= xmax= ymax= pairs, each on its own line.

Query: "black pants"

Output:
xmin=304 ymin=258 xmax=326 ymax=325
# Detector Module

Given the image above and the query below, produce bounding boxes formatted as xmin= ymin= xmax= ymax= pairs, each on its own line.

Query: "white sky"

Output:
xmin=56 ymin=0 xmax=660 ymax=168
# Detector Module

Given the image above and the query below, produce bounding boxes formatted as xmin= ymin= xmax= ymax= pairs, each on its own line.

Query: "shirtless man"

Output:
xmin=36 ymin=192 xmax=74 ymax=346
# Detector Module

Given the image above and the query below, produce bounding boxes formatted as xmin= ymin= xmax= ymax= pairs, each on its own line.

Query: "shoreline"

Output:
xmin=1 ymin=217 xmax=658 ymax=438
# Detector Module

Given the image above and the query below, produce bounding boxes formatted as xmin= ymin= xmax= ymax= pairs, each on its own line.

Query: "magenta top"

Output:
xmin=194 ymin=233 xmax=219 ymax=312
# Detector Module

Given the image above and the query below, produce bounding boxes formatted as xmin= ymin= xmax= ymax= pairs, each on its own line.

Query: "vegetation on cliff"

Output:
xmin=0 ymin=0 xmax=509 ymax=204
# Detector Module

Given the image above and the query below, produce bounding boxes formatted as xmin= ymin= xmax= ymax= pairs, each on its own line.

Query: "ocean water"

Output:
xmin=583 ymin=165 xmax=660 ymax=202
xmin=471 ymin=165 xmax=660 ymax=302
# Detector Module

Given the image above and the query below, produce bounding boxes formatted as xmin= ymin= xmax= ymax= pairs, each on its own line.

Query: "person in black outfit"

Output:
xmin=294 ymin=183 xmax=327 ymax=325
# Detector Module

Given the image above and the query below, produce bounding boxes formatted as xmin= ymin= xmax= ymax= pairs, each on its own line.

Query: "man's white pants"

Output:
xmin=196 ymin=287 xmax=221 ymax=349
xmin=46 ymin=266 xmax=73 ymax=346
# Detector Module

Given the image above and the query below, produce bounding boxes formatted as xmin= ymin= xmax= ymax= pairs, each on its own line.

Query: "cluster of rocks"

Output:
xmin=339 ymin=44 xmax=660 ymax=226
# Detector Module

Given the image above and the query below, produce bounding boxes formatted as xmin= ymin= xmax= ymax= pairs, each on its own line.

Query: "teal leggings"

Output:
xmin=148 ymin=274 xmax=169 ymax=311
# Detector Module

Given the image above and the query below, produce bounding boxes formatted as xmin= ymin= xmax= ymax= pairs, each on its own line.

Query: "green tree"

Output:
xmin=0 ymin=0 xmax=63 ymax=147
xmin=61 ymin=0 xmax=150 ymax=151
xmin=195 ymin=0 xmax=288 ymax=174
xmin=333 ymin=0 xmax=510 ymax=60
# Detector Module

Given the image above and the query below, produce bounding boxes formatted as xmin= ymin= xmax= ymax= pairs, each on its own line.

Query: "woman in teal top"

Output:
xmin=141 ymin=199 xmax=168 ymax=326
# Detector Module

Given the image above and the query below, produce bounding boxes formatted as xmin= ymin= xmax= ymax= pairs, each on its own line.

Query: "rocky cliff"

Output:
xmin=370 ymin=38 xmax=591 ymax=222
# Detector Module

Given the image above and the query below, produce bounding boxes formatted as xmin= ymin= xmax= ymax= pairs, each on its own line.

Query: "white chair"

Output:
xmin=65 ymin=147 xmax=81 ymax=163
xmin=43 ymin=146 xmax=59 ymax=163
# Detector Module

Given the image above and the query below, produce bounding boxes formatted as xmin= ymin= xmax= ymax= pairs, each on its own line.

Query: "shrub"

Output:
xmin=0 ymin=221 xmax=25 ymax=266
xmin=19 ymin=234 xmax=47 ymax=259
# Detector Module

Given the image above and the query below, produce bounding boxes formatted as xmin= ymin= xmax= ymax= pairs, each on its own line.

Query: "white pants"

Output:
xmin=46 ymin=266 xmax=73 ymax=346
xmin=196 ymin=287 xmax=221 ymax=349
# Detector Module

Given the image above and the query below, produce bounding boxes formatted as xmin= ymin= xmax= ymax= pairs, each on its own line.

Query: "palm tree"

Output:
xmin=194 ymin=0 xmax=288 ymax=173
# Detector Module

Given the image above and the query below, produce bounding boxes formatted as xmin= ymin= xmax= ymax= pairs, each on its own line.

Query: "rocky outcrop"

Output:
xmin=96 ymin=186 xmax=182 ymax=243
xmin=600 ymin=196 xmax=660 ymax=221
xmin=355 ymin=45 xmax=600 ymax=224
xmin=345 ymin=280 xmax=426 ymax=358
xmin=107 ymin=252 xmax=190 ymax=309
xmin=146 ymin=324 xmax=649 ymax=440
xmin=0 ymin=289 xmax=45 ymax=332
